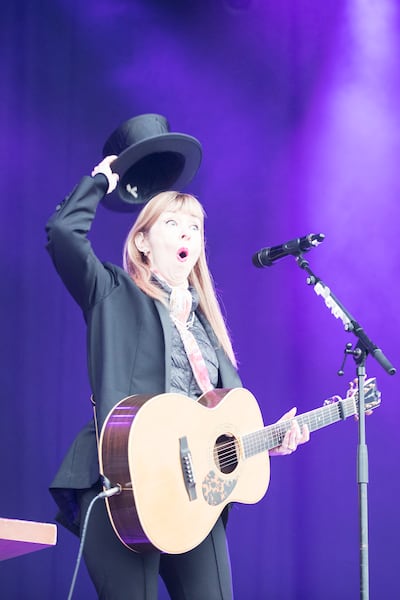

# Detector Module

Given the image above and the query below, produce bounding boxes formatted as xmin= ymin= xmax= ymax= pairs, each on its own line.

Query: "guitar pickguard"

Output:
xmin=202 ymin=470 xmax=237 ymax=506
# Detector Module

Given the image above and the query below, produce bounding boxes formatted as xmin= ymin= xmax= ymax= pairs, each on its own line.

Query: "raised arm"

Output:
xmin=45 ymin=156 xmax=119 ymax=311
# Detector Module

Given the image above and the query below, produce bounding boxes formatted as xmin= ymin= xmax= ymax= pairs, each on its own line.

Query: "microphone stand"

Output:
xmin=295 ymin=254 xmax=396 ymax=600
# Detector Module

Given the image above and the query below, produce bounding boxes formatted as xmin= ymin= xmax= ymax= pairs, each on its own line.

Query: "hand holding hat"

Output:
xmin=91 ymin=155 xmax=120 ymax=194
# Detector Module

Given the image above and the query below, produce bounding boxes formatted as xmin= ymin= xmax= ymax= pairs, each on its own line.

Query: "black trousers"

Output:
xmin=79 ymin=486 xmax=234 ymax=600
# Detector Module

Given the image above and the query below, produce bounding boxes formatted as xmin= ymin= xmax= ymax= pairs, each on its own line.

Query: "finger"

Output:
xmin=103 ymin=155 xmax=119 ymax=169
xmin=301 ymin=424 xmax=310 ymax=443
xmin=287 ymin=420 xmax=308 ymax=449
xmin=279 ymin=407 xmax=297 ymax=422
xmin=107 ymin=173 xmax=120 ymax=194
xmin=292 ymin=422 xmax=309 ymax=445
xmin=287 ymin=430 xmax=298 ymax=451
xmin=92 ymin=155 xmax=118 ymax=174
xmin=104 ymin=154 xmax=118 ymax=162
xmin=281 ymin=430 xmax=295 ymax=453
xmin=91 ymin=163 xmax=109 ymax=177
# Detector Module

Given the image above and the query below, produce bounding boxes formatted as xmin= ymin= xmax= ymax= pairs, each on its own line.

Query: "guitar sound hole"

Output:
xmin=214 ymin=435 xmax=238 ymax=474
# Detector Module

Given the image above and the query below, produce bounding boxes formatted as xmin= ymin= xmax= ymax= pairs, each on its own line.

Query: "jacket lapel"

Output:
xmin=154 ymin=299 xmax=172 ymax=392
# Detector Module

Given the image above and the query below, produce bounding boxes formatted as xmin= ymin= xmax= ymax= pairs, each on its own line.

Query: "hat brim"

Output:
xmin=102 ymin=133 xmax=202 ymax=212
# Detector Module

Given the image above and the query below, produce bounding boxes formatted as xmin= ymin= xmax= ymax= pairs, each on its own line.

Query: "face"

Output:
xmin=135 ymin=208 xmax=203 ymax=287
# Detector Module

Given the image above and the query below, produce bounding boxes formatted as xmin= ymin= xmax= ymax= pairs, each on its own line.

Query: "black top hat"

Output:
xmin=101 ymin=114 xmax=202 ymax=212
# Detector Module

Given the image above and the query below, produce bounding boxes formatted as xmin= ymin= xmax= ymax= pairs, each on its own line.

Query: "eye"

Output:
xmin=165 ymin=219 xmax=177 ymax=227
xmin=190 ymin=223 xmax=200 ymax=231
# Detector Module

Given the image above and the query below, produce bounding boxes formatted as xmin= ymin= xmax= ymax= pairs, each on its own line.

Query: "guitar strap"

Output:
xmin=91 ymin=394 xmax=112 ymax=490
xmin=91 ymin=393 xmax=100 ymax=447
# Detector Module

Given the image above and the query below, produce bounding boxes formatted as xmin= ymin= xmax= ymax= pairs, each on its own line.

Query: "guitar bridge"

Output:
xmin=179 ymin=436 xmax=197 ymax=501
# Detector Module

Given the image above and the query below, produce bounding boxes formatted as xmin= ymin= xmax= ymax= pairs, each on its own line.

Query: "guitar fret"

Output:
xmin=243 ymin=397 xmax=357 ymax=458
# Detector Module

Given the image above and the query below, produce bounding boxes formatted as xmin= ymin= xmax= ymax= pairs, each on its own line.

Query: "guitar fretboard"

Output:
xmin=243 ymin=396 xmax=356 ymax=458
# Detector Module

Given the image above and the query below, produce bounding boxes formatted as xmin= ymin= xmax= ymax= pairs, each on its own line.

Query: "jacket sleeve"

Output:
xmin=45 ymin=174 xmax=118 ymax=311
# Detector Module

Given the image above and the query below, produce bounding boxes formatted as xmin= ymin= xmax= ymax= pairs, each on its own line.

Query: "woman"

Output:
xmin=46 ymin=155 xmax=309 ymax=600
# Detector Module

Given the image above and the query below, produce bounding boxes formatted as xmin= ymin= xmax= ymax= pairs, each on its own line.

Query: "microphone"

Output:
xmin=252 ymin=233 xmax=325 ymax=268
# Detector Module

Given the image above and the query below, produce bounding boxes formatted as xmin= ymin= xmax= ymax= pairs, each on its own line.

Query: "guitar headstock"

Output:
xmin=346 ymin=377 xmax=381 ymax=413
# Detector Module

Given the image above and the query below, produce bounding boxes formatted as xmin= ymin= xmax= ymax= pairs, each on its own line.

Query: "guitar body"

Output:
xmin=98 ymin=388 xmax=270 ymax=554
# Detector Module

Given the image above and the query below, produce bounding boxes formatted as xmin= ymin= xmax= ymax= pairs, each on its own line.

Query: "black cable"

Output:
xmin=66 ymin=493 xmax=100 ymax=600
xmin=66 ymin=484 xmax=121 ymax=600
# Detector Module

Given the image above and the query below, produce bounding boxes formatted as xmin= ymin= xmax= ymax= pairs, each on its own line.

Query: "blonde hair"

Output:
xmin=123 ymin=191 xmax=237 ymax=367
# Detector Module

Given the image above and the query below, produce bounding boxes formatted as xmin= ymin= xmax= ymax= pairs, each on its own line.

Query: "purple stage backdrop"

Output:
xmin=1 ymin=1 xmax=399 ymax=598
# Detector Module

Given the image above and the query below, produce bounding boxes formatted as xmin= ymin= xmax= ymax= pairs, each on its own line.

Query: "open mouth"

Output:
xmin=177 ymin=247 xmax=189 ymax=262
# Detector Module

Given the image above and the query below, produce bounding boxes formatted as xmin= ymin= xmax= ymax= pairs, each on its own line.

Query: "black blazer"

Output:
xmin=46 ymin=175 xmax=241 ymax=533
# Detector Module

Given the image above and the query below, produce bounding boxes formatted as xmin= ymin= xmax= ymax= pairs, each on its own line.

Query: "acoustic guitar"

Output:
xmin=98 ymin=378 xmax=380 ymax=554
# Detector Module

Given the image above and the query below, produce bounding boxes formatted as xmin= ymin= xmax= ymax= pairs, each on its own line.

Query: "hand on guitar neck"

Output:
xmin=268 ymin=406 xmax=310 ymax=456
xmin=267 ymin=377 xmax=374 ymax=455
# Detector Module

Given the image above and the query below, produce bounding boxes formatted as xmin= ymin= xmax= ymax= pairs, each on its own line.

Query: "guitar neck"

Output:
xmin=243 ymin=396 xmax=357 ymax=458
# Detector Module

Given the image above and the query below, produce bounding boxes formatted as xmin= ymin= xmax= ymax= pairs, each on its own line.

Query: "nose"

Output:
xmin=180 ymin=228 xmax=191 ymax=240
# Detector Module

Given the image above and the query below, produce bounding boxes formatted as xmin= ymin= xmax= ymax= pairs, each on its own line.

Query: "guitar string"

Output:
xmin=213 ymin=424 xmax=307 ymax=469
xmin=212 ymin=398 xmax=361 ymax=470
xmin=211 ymin=386 xmax=375 ymax=470
xmin=212 ymin=384 xmax=368 ymax=460
xmin=214 ymin=413 xmax=337 ymax=470
xmin=212 ymin=404 xmax=341 ymax=459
